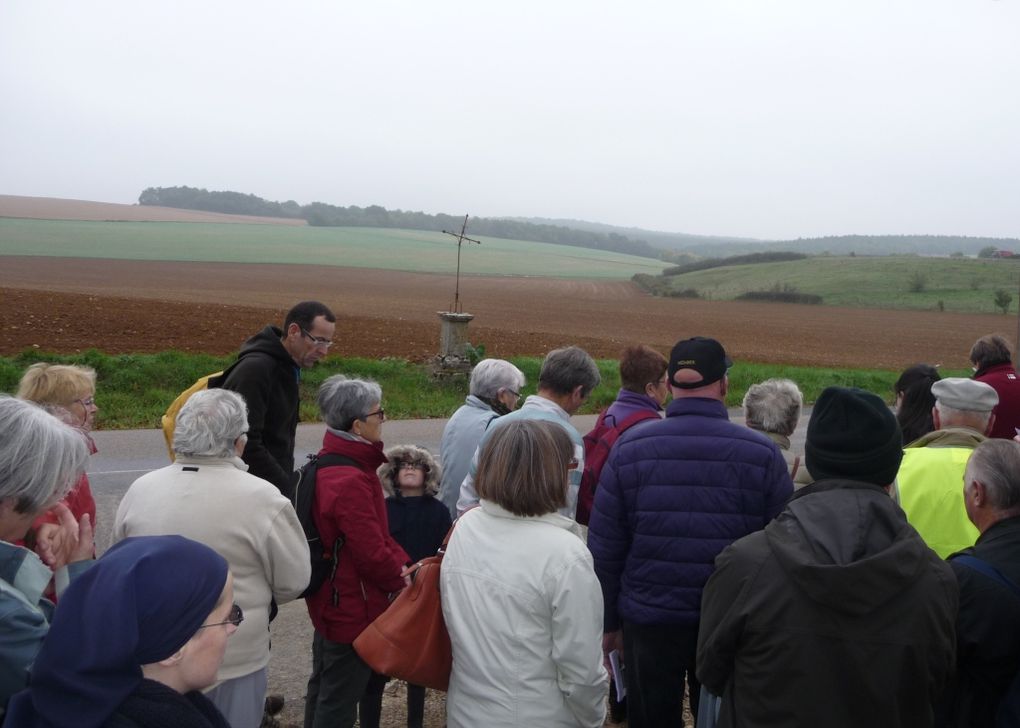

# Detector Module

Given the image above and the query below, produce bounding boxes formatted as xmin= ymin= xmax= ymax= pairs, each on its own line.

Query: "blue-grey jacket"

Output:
xmin=588 ymin=397 xmax=792 ymax=631
xmin=438 ymin=395 xmax=499 ymax=517
xmin=0 ymin=540 xmax=90 ymax=712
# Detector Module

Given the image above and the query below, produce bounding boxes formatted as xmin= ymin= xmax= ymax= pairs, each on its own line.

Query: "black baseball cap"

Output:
xmin=668 ymin=337 xmax=732 ymax=389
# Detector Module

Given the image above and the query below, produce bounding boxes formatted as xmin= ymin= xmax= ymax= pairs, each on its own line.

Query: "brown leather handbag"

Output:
xmin=353 ymin=527 xmax=454 ymax=691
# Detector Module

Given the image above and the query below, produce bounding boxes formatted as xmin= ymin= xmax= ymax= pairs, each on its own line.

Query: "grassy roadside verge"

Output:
xmin=0 ymin=350 xmax=970 ymax=430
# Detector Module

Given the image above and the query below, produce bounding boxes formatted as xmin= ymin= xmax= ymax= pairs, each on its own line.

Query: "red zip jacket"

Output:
xmin=305 ymin=431 xmax=409 ymax=644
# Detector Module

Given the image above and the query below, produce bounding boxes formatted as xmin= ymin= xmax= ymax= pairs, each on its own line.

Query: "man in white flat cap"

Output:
xmin=897 ymin=377 xmax=999 ymax=557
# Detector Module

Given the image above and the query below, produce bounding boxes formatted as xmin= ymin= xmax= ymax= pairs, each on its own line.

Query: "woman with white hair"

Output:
xmin=113 ymin=388 xmax=310 ymax=728
xmin=742 ymin=378 xmax=804 ymax=480
xmin=304 ymin=375 xmax=410 ymax=728
xmin=0 ymin=395 xmax=92 ymax=708
xmin=438 ymin=359 xmax=526 ymax=517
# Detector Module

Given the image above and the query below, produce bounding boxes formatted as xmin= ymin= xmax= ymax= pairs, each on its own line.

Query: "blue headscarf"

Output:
xmin=5 ymin=535 xmax=229 ymax=728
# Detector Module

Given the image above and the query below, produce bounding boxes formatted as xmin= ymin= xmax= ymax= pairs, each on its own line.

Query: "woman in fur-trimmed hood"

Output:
xmin=377 ymin=444 xmax=442 ymax=497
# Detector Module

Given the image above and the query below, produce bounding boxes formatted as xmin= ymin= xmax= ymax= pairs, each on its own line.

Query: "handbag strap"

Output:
xmin=436 ymin=522 xmax=456 ymax=558
xmin=406 ymin=521 xmax=457 ymax=581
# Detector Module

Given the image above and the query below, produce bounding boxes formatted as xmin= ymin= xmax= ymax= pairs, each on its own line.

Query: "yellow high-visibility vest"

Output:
xmin=898 ymin=446 xmax=979 ymax=558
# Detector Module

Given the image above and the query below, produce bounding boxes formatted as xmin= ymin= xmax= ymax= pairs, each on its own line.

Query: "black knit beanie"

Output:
xmin=805 ymin=386 xmax=903 ymax=486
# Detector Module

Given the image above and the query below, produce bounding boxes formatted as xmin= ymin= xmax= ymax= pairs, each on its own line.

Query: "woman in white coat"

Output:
xmin=441 ymin=419 xmax=608 ymax=728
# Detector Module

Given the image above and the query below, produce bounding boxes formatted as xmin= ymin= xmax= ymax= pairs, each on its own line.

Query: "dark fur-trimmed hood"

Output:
xmin=377 ymin=444 xmax=441 ymax=497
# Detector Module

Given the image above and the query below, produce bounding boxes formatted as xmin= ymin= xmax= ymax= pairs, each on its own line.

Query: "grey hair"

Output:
xmin=0 ymin=395 xmax=89 ymax=514
xmin=469 ymin=359 xmax=526 ymax=399
xmin=935 ymin=402 xmax=993 ymax=432
xmin=173 ymin=389 xmax=249 ymax=458
xmin=967 ymin=439 xmax=1020 ymax=513
xmin=539 ymin=346 xmax=601 ymax=397
xmin=743 ymin=378 xmax=804 ymax=437
xmin=317 ymin=375 xmax=383 ymax=431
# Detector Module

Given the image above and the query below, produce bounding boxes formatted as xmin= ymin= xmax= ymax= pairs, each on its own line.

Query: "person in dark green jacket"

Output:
xmin=698 ymin=386 xmax=958 ymax=728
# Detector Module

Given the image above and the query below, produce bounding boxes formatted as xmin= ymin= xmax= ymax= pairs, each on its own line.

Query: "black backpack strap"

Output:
xmin=311 ymin=452 xmax=359 ymax=470
xmin=305 ymin=452 xmax=358 ymax=606
xmin=953 ymin=555 xmax=1020 ymax=599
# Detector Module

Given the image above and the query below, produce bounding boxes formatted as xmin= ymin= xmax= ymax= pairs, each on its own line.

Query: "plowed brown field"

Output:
xmin=0 ymin=255 xmax=1005 ymax=369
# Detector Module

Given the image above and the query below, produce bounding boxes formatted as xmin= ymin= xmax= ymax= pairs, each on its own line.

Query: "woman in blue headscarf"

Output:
xmin=6 ymin=535 xmax=240 ymax=728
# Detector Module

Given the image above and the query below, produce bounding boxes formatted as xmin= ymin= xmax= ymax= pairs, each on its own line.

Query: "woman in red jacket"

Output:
xmin=304 ymin=375 xmax=410 ymax=728
xmin=16 ymin=363 xmax=100 ymax=578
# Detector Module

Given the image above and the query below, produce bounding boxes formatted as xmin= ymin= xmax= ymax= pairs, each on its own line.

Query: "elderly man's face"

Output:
xmin=287 ymin=315 xmax=336 ymax=368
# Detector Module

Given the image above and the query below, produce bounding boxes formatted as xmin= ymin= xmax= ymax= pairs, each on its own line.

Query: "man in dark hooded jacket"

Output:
xmin=697 ymin=386 xmax=958 ymax=728
xmin=213 ymin=301 xmax=335 ymax=494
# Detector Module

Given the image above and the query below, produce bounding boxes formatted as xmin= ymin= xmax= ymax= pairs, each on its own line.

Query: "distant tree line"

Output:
xmin=138 ymin=186 xmax=662 ymax=260
xmin=138 ymin=186 xmax=305 ymax=219
xmin=760 ymin=235 xmax=1020 ymax=258
xmin=662 ymin=251 xmax=807 ymax=276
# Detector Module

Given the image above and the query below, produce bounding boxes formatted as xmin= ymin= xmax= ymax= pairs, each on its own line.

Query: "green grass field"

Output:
xmin=0 ymin=218 xmax=668 ymax=279
xmin=0 ymin=350 xmax=969 ymax=430
xmin=656 ymin=255 xmax=1020 ymax=314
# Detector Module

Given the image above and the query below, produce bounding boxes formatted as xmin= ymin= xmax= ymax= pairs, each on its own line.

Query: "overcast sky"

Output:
xmin=2 ymin=1 xmax=1018 ymax=240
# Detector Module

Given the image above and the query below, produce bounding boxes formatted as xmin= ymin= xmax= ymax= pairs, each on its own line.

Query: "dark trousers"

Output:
xmin=304 ymin=632 xmax=372 ymax=728
xmin=623 ymin=621 xmax=700 ymax=728
xmin=362 ymin=672 xmax=425 ymax=728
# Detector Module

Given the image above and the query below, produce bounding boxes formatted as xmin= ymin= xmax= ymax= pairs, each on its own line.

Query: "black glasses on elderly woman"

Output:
xmin=198 ymin=603 xmax=244 ymax=629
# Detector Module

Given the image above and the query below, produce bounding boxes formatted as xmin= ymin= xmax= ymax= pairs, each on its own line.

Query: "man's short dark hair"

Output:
xmin=539 ymin=346 xmax=601 ymax=397
xmin=970 ymin=334 xmax=1013 ymax=370
xmin=284 ymin=301 xmax=335 ymax=332
xmin=619 ymin=345 xmax=667 ymax=393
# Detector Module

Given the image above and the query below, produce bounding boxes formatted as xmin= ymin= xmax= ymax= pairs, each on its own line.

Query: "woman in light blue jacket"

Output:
xmin=0 ymin=396 xmax=92 ymax=711
xmin=437 ymin=359 xmax=524 ymax=516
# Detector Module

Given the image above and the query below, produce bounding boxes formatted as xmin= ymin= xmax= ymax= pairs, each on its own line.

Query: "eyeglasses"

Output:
xmin=198 ymin=603 xmax=243 ymax=629
xmin=76 ymin=396 xmax=96 ymax=408
xmin=399 ymin=462 xmax=427 ymax=472
xmin=506 ymin=388 xmax=521 ymax=398
xmin=301 ymin=328 xmax=334 ymax=349
xmin=362 ymin=409 xmax=385 ymax=422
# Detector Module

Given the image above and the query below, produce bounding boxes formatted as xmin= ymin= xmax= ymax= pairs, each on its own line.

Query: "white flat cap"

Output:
xmin=931 ymin=377 xmax=999 ymax=412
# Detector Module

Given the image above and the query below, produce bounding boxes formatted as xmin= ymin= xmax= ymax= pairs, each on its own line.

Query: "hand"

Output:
xmin=69 ymin=512 xmax=95 ymax=564
xmin=33 ymin=522 xmax=68 ymax=568
xmin=34 ymin=504 xmax=93 ymax=569
xmin=602 ymin=630 xmax=623 ymax=673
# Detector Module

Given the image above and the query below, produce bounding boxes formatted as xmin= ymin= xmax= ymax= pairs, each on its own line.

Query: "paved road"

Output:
xmin=87 ymin=417 xmax=466 ymax=552
xmin=87 ymin=410 xmax=813 ymax=552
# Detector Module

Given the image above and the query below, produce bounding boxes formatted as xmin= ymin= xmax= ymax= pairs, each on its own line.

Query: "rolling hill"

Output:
xmin=0 ymin=217 xmax=668 ymax=280
xmin=640 ymin=254 xmax=1020 ymax=314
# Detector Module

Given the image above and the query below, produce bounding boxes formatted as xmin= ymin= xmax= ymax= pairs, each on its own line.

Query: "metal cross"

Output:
xmin=442 ymin=215 xmax=481 ymax=312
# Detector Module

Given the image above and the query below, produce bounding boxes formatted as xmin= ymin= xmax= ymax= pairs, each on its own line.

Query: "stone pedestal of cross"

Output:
xmin=431 ymin=215 xmax=481 ymax=379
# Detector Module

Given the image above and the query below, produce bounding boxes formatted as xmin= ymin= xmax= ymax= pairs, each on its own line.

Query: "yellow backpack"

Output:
xmin=160 ymin=371 xmax=223 ymax=460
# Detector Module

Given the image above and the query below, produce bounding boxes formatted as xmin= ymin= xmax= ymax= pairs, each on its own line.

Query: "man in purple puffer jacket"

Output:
xmin=588 ymin=336 xmax=792 ymax=728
